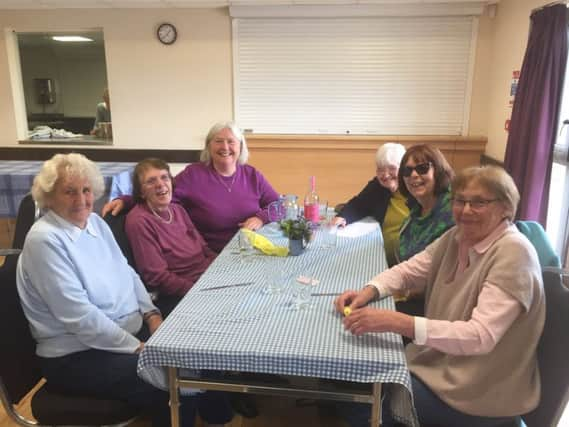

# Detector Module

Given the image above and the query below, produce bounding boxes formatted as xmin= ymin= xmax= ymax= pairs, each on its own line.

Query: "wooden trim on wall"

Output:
xmin=0 ymin=135 xmax=488 ymax=206
xmin=246 ymin=134 xmax=485 ymax=150
xmin=480 ymin=154 xmax=504 ymax=167
xmin=0 ymin=147 xmax=201 ymax=163
xmin=246 ymin=134 xmax=487 ymax=206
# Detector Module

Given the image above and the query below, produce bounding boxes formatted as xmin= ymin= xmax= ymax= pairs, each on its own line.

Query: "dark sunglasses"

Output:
xmin=402 ymin=162 xmax=432 ymax=177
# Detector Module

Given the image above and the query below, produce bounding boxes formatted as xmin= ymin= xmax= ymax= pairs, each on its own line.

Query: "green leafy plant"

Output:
xmin=280 ymin=218 xmax=313 ymax=241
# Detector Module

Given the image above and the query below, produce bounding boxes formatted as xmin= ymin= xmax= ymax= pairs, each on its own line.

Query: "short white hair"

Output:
xmin=200 ymin=121 xmax=249 ymax=165
xmin=375 ymin=143 xmax=406 ymax=168
xmin=31 ymin=153 xmax=105 ymax=209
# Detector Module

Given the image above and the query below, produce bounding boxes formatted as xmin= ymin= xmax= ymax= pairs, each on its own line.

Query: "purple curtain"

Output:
xmin=504 ymin=4 xmax=567 ymax=225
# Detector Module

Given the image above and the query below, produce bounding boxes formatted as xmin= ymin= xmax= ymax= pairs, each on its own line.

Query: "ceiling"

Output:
xmin=0 ymin=0 xmax=497 ymax=9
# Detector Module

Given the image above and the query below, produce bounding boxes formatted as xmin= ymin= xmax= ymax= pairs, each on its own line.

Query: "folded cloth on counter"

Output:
xmin=241 ymin=229 xmax=288 ymax=257
xmin=29 ymin=125 xmax=83 ymax=139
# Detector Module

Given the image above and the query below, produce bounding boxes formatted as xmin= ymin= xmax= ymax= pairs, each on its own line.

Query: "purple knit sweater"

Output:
xmin=125 ymin=203 xmax=216 ymax=296
xmin=172 ymin=162 xmax=279 ymax=252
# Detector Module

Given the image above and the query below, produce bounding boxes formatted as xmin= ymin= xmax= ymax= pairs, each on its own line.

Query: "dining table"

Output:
xmin=138 ymin=219 xmax=418 ymax=427
xmin=0 ymin=160 xmax=135 ymax=218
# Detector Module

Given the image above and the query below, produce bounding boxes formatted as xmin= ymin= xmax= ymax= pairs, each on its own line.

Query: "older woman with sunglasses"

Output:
xmin=333 ymin=143 xmax=408 ymax=266
xmin=335 ymin=166 xmax=544 ymax=427
xmin=397 ymin=144 xmax=455 ymax=263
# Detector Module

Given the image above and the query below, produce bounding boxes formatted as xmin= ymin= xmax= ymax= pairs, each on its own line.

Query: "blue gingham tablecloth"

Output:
xmin=138 ymin=224 xmax=418 ymax=426
xmin=0 ymin=160 xmax=135 ymax=217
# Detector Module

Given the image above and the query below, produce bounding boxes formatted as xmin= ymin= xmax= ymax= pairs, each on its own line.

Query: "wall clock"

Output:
xmin=157 ymin=23 xmax=177 ymax=45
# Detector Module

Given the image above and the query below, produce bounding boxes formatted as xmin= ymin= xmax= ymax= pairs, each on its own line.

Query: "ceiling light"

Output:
xmin=51 ymin=36 xmax=94 ymax=42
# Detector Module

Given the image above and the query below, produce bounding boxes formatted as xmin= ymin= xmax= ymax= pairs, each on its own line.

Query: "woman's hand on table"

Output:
xmin=343 ymin=308 xmax=415 ymax=339
xmin=239 ymin=216 xmax=263 ymax=231
xmin=334 ymin=286 xmax=377 ymax=314
xmin=331 ymin=216 xmax=347 ymax=227
xmin=101 ymin=199 xmax=125 ymax=216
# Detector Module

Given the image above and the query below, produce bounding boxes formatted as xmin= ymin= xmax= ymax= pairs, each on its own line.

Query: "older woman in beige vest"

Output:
xmin=335 ymin=166 xmax=544 ymax=427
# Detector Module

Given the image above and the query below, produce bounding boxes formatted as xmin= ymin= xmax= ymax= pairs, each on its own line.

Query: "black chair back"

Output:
xmin=103 ymin=210 xmax=138 ymax=270
xmin=11 ymin=194 xmax=40 ymax=250
xmin=1 ymin=194 xmax=42 ymax=403
xmin=0 ymin=253 xmax=43 ymax=405
xmin=523 ymin=270 xmax=569 ymax=427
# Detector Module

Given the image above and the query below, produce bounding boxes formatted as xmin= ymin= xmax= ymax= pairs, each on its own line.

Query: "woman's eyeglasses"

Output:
xmin=143 ymin=174 xmax=171 ymax=187
xmin=451 ymin=198 xmax=498 ymax=211
xmin=402 ymin=162 xmax=432 ymax=177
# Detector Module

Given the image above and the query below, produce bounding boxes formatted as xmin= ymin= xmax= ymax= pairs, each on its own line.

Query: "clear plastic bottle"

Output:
xmin=283 ymin=194 xmax=299 ymax=220
xmin=303 ymin=176 xmax=320 ymax=223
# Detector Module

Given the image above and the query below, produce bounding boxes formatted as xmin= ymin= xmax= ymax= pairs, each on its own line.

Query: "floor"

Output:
xmin=0 ymin=387 xmax=348 ymax=427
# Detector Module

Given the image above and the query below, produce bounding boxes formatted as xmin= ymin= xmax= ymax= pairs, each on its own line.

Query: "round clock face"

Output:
xmin=157 ymin=23 xmax=177 ymax=45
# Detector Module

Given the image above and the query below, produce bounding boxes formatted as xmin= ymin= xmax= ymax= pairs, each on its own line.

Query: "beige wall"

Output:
xmin=478 ymin=0 xmax=552 ymax=161
xmin=0 ymin=1 xmax=558 ymax=156
xmin=0 ymin=8 xmax=232 ymax=149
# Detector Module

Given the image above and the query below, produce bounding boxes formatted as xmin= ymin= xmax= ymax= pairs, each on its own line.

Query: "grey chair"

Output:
xmin=0 ymin=194 xmax=139 ymax=426
xmin=489 ymin=269 xmax=569 ymax=427
xmin=521 ymin=269 xmax=569 ymax=427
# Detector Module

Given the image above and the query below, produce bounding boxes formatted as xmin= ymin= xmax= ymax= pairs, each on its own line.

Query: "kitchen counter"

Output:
xmin=19 ymin=136 xmax=112 ymax=146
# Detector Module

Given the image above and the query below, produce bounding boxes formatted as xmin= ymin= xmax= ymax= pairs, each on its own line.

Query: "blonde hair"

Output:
xmin=199 ymin=121 xmax=249 ymax=165
xmin=452 ymin=165 xmax=520 ymax=221
xmin=32 ymin=153 xmax=104 ymax=209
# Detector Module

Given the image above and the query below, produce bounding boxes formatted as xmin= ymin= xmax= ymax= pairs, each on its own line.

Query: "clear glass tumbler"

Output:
xmin=291 ymin=273 xmax=317 ymax=310
xmin=238 ymin=230 xmax=255 ymax=263
xmin=263 ymin=258 xmax=287 ymax=294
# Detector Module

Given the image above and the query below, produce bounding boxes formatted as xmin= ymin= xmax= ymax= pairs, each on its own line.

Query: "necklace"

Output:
xmin=215 ymin=170 xmax=237 ymax=192
xmin=150 ymin=206 xmax=173 ymax=224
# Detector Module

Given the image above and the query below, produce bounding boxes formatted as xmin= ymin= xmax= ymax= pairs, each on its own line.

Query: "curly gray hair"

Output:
xmin=31 ymin=153 xmax=105 ymax=209
xmin=375 ymin=143 xmax=406 ymax=168
xmin=199 ymin=121 xmax=249 ymax=165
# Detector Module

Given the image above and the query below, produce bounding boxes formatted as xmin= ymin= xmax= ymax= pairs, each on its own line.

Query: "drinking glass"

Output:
xmin=238 ymin=230 xmax=255 ymax=263
xmin=263 ymin=258 xmax=288 ymax=294
xmin=268 ymin=199 xmax=286 ymax=223
xmin=291 ymin=270 xmax=318 ymax=310
xmin=319 ymin=213 xmax=338 ymax=249
xmin=283 ymin=195 xmax=300 ymax=220
xmin=266 ymin=199 xmax=286 ymax=236
xmin=318 ymin=201 xmax=328 ymax=224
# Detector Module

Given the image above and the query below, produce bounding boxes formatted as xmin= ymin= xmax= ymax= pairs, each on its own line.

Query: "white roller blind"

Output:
xmin=233 ymin=16 xmax=475 ymax=135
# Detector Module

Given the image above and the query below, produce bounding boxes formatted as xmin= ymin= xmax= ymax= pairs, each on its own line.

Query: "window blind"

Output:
xmin=233 ymin=16 xmax=476 ymax=135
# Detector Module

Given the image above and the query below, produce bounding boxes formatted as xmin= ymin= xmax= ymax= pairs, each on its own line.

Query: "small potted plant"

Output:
xmin=280 ymin=217 xmax=313 ymax=256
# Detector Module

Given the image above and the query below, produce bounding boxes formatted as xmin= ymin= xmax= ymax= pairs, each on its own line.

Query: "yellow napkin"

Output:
xmin=241 ymin=229 xmax=289 ymax=257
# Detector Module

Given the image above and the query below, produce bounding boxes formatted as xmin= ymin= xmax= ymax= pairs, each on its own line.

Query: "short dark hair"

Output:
xmin=132 ymin=158 xmax=174 ymax=204
xmin=398 ymin=144 xmax=455 ymax=200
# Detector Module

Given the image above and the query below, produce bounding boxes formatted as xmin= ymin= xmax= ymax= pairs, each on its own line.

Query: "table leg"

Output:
xmin=371 ymin=382 xmax=382 ymax=427
xmin=168 ymin=367 xmax=181 ymax=427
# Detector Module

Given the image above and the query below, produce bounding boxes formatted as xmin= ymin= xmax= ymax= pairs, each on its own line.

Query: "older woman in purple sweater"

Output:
xmin=125 ymin=158 xmax=217 ymax=316
xmin=105 ymin=122 xmax=279 ymax=253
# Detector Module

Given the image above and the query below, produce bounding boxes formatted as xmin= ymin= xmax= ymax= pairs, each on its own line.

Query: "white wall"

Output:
xmin=0 ymin=2 xmax=559 ymax=156
xmin=0 ymin=8 xmax=233 ymax=149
